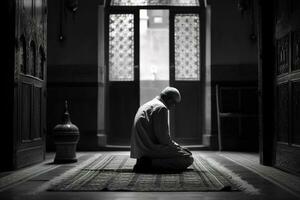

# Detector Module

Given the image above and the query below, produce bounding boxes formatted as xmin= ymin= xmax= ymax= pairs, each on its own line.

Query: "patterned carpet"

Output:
xmin=48 ymin=154 xmax=240 ymax=192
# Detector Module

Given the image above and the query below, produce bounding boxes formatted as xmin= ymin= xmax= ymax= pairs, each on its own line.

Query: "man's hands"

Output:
xmin=182 ymin=147 xmax=192 ymax=156
xmin=172 ymin=140 xmax=192 ymax=156
xmin=182 ymin=147 xmax=192 ymax=154
xmin=177 ymin=146 xmax=192 ymax=156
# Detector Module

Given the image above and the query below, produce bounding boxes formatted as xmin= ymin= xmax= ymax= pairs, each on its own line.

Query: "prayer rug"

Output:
xmin=47 ymin=154 xmax=242 ymax=192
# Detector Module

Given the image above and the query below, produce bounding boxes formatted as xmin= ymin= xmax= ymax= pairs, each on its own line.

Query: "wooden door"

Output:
xmin=13 ymin=0 xmax=47 ymax=169
xmin=169 ymin=10 xmax=205 ymax=145
xmin=106 ymin=10 xmax=140 ymax=145
xmin=274 ymin=0 xmax=300 ymax=175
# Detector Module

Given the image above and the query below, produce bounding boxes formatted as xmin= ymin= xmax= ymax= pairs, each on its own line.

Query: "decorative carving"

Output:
xmin=29 ymin=41 xmax=36 ymax=76
xmin=15 ymin=38 xmax=19 ymax=82
xmin=292 ymin=30 xmax=300 ymax=71
xmin=19 ymin=35 xmax=27 ymax=74
xmin=18 ymin=0 xmax=47 ymax=76
xmin=38 ymin=46 xmax=45 ymax=79
xmin=277 ymin=83 xmax=289 ymax=142
xmin=277 ymin=35 xmax=289 ymax=74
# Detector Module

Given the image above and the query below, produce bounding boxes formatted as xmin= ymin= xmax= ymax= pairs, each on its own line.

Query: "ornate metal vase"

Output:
xmin=53 ymin=101 xmax=80 ymax=163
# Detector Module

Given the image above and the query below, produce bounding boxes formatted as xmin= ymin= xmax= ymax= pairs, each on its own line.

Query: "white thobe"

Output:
xmin=130 ymin=97 xmax=189 ymax=159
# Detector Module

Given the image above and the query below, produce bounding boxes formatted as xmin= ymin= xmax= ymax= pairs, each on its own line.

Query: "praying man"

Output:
xmin=130 ymin=86 xmax=194 ymax=173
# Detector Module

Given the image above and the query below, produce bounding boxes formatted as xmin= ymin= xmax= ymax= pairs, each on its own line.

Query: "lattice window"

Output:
xmin=174 ymin=14 xmax=200 ymax=81
xmin=109 ymin=14 xmax=134 ymax=81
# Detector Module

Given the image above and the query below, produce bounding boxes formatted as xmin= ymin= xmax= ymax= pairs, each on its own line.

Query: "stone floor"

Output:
xmin=0 ymin=151 xmax=299 ymax=200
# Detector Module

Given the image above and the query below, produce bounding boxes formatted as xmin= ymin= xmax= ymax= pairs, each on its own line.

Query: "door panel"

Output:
xmin=108 ymin=83 xmax=139 ymax=144
xmin=33 ymin=86 xmax=42 ymax=139
xmin=274 ymin=0 xmax=300 ymax=175
xmin=106 ymin=11 xmax=140 ymax=145
xmin=21 ymin=82 xmax=32 ymax=142
xmin=14 ymin=0 xmax=47 ymax=169
xmin=172 ymin=82 xmax=202 ymax=144
xmin=276 ymin=82 xmax=289 ymax=143
xmin=169 ymin=11 xmax=203 ymax=145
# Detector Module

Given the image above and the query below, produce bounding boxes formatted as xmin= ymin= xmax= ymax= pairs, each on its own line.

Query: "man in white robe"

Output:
xmin=130 ymin=87 xmax=193 ymax=173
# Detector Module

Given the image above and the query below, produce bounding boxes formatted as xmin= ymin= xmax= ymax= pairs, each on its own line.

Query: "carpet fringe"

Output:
xmin=28 ymin=154 xmax=102 ymax=195
xmin=200 ymin=155 xmax=260 ymax=195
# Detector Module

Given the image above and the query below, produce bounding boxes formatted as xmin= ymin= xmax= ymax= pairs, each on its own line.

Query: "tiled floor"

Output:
xmin=0 ymin=151 xmax=299 ymax=200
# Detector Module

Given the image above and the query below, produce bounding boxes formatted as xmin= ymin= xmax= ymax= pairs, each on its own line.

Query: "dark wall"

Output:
xmin=209 ymin=0 xmax=258 ymax=150
xmin=47 ymin=0 xmax=103 ymax=150
xmin=211 ymin=0 xmax=257 ymax=65
xmin=47 ymin=1 xmax=99 ymax=65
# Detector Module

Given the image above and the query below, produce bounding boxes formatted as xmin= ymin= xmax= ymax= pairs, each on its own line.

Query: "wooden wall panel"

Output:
xmin=220 ymin=117 xmax=239 ymax=137
xmin=241 ymin=116 xmax=259 ymax=139
xmin=292 ymin=81 xmax=300 ymax=145
xmin=21 ymin=83 xmax=32 ymax=142
xmin=240 ymin=89 xmax=258 ymax=114
xmin=33 ymin=87 xmax=42 ymax=139
xmin=219 ymin=88 xmax=239 ymax=113
xmin=216 ymin=86 xmax=259 ymax=151
xmin=292 ymin=0 xmax=300 ymax=12
xmin=275 ymin=143 xmax=300 ymax=175
xmin=277 ymin=82 xmax=289 ymax=143
xmin=273 ymin=0 xmax=300 ymax=175
xmin=16 ymin=146 xmax=44 ymax=169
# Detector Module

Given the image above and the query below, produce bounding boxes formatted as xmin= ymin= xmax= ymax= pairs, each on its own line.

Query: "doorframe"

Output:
xmin=103 ymin=1 xmax=211 ymax=147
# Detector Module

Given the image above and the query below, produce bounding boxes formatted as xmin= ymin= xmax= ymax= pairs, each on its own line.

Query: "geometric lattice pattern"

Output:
xmin=110 ymin=0 xmax=199 ymax=6
xmin=109 ymin=14 xmax=134 ymax=81
xmin=175 ymin=14 xmax=200 ymax=81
